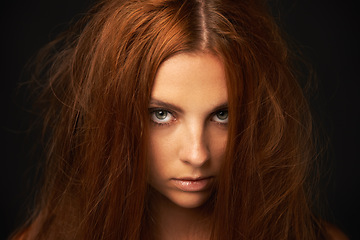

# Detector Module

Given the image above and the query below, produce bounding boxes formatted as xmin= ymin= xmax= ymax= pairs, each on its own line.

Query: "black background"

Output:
xmin=1 ymin=0 xmax=359 ymax=239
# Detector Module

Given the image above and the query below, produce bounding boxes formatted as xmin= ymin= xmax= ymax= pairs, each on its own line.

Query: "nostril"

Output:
xmin=180 ymin=141 xmax=210 ymax=167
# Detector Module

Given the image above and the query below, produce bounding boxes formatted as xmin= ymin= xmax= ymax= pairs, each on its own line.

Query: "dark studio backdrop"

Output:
xmin=1 ymin=0 xmax=359 ymax=239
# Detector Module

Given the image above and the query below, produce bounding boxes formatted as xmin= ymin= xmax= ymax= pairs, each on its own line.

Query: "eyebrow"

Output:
xmin=149 ymin=99 xmax=228 ymax=113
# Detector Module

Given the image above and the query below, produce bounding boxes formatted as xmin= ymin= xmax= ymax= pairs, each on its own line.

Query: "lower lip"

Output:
xmin=172 ymin=178 xmax=214 ymax=192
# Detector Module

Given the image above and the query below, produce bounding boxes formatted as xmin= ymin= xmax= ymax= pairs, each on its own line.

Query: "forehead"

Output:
xmin=151 ymin=52 xmax=228 ymax=110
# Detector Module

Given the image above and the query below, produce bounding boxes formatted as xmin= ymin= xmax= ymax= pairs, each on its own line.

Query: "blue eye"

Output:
xmin=150 ymin=109 xmax=175 ymax=125
xmin=211 ymin=110 xmax=228 ymax=124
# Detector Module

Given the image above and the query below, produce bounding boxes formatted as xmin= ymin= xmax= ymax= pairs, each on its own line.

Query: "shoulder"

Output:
xmin=10 ymin=216 xmax=40 ymax=240
xmin=9 ymin=228 xmax=29 ymax=240
xmin=325 ymin=223 xmax=349 ymax=240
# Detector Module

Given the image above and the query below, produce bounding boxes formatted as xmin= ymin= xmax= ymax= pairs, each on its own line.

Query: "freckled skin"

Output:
xmin=148 ymin=52 xmax=228 ymax=209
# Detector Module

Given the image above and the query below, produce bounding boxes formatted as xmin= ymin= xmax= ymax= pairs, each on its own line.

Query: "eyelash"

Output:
xmin=149 ymin=108 xmax=176 ymax=126
xmin=148 ymin=108 xmax=228 ymax=126
xmin=211 ymin=110 xmax=229 ymax=125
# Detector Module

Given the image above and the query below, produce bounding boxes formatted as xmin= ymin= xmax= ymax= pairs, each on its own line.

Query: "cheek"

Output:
xmin=148 ymin=131 xmax=176 ymax=178
xmin=149 ymin=131 xmax=174 ymax=160
xmin=208 ymin=129 xmax=228 ymax=164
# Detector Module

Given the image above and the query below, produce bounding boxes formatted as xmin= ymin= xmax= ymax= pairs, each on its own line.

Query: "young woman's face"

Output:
xmin=148 ymin=52 xmax=228 ymax=209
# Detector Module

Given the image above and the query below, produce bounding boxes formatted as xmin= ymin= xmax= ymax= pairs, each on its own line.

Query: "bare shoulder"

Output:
xmin=325 ymin=223 xmax=349 ymax=240
xmin=10 ymin=218 xmax=38 ymax=240
xmin=9 ymin=229 xmax=29 ymax=240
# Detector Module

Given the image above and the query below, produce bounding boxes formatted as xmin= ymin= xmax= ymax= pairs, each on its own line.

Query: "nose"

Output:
xmin=179 ymin=122 xmax=210 ymax=168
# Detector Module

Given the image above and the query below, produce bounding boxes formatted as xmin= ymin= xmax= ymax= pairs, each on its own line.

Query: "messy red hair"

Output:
xmin=12 ymin=0 xmax=327 ymax=239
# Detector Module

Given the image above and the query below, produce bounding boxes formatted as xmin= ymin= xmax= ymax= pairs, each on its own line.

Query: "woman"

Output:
xmin=10 ymin=0 xmax=347 ymax=239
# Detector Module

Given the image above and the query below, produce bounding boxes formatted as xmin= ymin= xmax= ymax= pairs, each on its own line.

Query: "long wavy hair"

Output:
xmin=12 ymin=0 xmax=327 ymax=239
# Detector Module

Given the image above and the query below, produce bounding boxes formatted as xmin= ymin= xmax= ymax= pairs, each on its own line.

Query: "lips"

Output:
xmin=171 ymin=177 xmax=214 ymax=192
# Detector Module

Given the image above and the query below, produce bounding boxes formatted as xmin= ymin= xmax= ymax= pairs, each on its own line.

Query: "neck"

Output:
xmin=148 ymin=191 xmax=212 ymax=240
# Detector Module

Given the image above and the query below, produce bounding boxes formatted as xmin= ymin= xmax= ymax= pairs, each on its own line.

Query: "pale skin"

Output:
xmin=148 ymin=52 xmax=228 ymax=240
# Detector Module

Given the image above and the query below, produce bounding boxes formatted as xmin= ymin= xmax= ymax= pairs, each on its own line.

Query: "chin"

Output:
xmin=149 ymin=184 xmax=216 ymax=210
xmin=166 ymin=190 xmax=213 ymax=209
